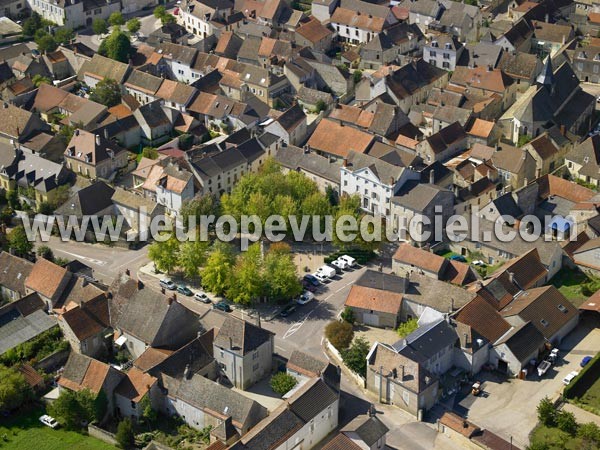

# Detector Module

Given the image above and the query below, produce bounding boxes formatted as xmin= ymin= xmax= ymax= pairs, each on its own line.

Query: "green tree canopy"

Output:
xmin=154 ymin=5 xmax=176 ymax=24
xmin=92 ymin=18 xmax=108 ymax=35
xmin=148 ymin=233 xmax=180 ymax=274
xmin=115 ymin=417 xmax=135 ymax=449
xmin=8 ymin=225 xmax=33 ymax=257
xmin=177 ymin=239 xmax=209 ymax=279
xmin=141 ymin=147 xmax=158 ymax=159
xmin=396 ymin=318 xmax=418 ymax=337
xmin=227 ymin=243 xmax=264 ymax=305
xmin=98 ymin=29 xmax=132 ymax=63
xmin=32 ymin=74 xmax=51 ymax=87
xmin=126 ymin=18 xmax=141 ymax=34
xmin=89 ymin=78 xmax=122 ymax=107
xmin=264 ymin=244 xmax=301 ymax=301
xmin=180 ymin=194 xmax=220 ymax=230
xmin=202 ymin=241 xmax=235 ymax=296
xmin=270 ymin=372 xmax=297 ymax=396
xmin=537 ymin=397 xmax=557 ymax=428
xmin=0 ymin=364 xmax=31 ymax=411
xmin=35 ymin=33 xmax=57 ymax=53
xmin=108 ymin=11 xmax=125 ymax=27
xmin=23 ymin=12 xmax=42 ymax=36
xmin=37 ymin=245 xmax=54 ymax=261
xmin=341 ymin=336 xmax=370 ymax=377
xmin=54 ymin=27 xmax=75 ymax=45
xmin=48 ymin=388 xmax=103 ymax=429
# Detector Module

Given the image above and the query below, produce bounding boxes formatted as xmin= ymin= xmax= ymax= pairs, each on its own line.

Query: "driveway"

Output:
xmin=459 ymin=319 xmax=600 ymax=448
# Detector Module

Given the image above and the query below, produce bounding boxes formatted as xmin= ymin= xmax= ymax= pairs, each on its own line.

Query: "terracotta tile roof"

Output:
xmin=440 ymin=412 xmax=480 ymax=438
xmin=115 ymin=367 xmax=157 ymax=402
xmin=322 ymin=434 xmax=362 ymax=450
xmin=500 ymin=286 xmax=578 ymax=340
xmin=59 ymin=355 xmax=112 ymax=395
xmin=344 ymin=285 xmax=403 ymax=314
xmin=25 ymin=258 xmax=68 ymax=300
xmin=306 ymin=118 xmax=374 ymax=158
xmin=395 ymin=133 xmax=419 ymax=149
xmin=18 ymin=363 xmax=44 ymax=388
xmin=296 ymin=16 xmax=332 ymax=43
xmin=454 ymin=295 xmax=511 ymax=343
xmin=331 ymin=7 xmax=386 ymax=32
xmin=59 ymin=297 xmax=109 ymax=341
xmin=489 ymin=248 xmax=547 ymax=290
xmin=392 ymin=243 xmax=446 ymax=275
xmin=472 ymin=429 xmax=522 ymax=450
xmin=443 ymin=260 xmax=477 ymax=286
xmin=467 ymin=118 xmax=495 ymax=138
xmin=329 ymin=104 xmax=374 ymax=128
xmin=450 ymin=66 xmax=514 ymax=93
xmin=134 ymin=347 xmax=174 ymax=372
xmin=537 ymin=174 xmax=595 ymax=203
xmin=107 ymin=104 xmax=133 ymax=119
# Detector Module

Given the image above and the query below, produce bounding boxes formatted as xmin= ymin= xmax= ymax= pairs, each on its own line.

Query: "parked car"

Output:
xmin=317 ymin=265 xmax=336 ymax=279
xmin=194 ymin=292 xmax=211 ymax=303
xmin=39 ymin=415 xmax=59 ymax=429
xmin=472 ymin=260 xmax=486 ymax=266
xmin=214 ymin=301 xmax=232 ymax=312
xmin=31 ymin=49 xmax=40 ymax=57
xmin=331 ymin=258 xmax=348 ymax=270
xmin=160 ymin=279 xmax=176 ymax=290
xmin=303 ymin=274 xmax=320 ymax=287
xmin=302 ymin=279 xmax=317 ymax=292
xmin=296 ymin=291 xmax=314 ymax=305
xmin=548 ymin=348 xmax=559 ymax=363
xmin=313 ymin=272 xmax=328 ymax=283
xmin=581 ymin=356 xmax=593 ymax=367
xmin=177 ymin=285 xmax=193 ymax=296
xmin=563 ymin=371 xmax=579 ymax=385
xmin=339 ymin=255 xmax=357 ymax=267
xmin=280 ymin=304 xmax=297 ymax=317
xmin=450 ymin=254 xmax=467 ymax=262
xmin=537 ymin=360 xmax=551 ymax=377
xmin=326 ymin=263 xmax=343 ymax=275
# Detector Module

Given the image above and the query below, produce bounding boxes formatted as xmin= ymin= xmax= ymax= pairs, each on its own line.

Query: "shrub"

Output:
xmin=341 ymin=336 xmax=370 ymax=377
xmin=556 ymin=410 xmax=578 ymax=436
xmin=115 ymin=418 xmax=135 ymax=449
xmin=270 ymin=372 xmax=297 ymax=396
xmin=537 ymin=397 xmax=557 ymax=427
xmin=325 ymin=320 xmax=354 ymax=351
xmin=396 ymin=318 xmax=418 ymax=337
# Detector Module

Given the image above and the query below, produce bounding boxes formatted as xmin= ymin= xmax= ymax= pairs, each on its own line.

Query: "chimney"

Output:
xmin=104 ymin=128 xmax=109 ymax=140
xmin=75 ymin=129 xmax=80 ymax=136
xmin=168 ymin=296 xmax=173 ymax=305
xmin=545 ymin=13 xmax=549 ymax=23
xmin=368 ymin=403 xmax=377 ymax=417
xmin=398 ymin=365 xmax=404 ymax=380
xmin=429 ymin=169 xmax=435 ymax=184
xmin=183 ymin=364 xmax=191 ymax=379
xmin=161 ymin=287 xmax=165 ymax=294
xmin=560 ymin=125 xmax=566 ymax=136
xmin=494 ymin=143 xmax=499 ymax=151
xmin=95 ymin=134 xmax=100 ymax=146
xmin=509 ymin=271 xmax=515 ymax=284
xmin=343 ymin=158 xmax=348 ymax=167
xmin=464 ymin=332 xmax=469 ymax=347
xmin=229 ymin=336 xmax=233 ymax=349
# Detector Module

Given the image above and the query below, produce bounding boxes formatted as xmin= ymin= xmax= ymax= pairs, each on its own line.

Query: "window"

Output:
xmin=442 ymin=61 xmax=450 ymax=69
xmin=443 ymin=53 xmax=450 ymax=59
xmin=557 ymin=304 xmax=568 ymax=313
xmin=252 ymin=351 xmax=259 ymax=360
xmin=429 ymin=50 xmax=437 ymax=57
xmin=540 ymin=319 xmax=549 ymax=327
xmin=131 ymin=401 xmax=136 ymax=409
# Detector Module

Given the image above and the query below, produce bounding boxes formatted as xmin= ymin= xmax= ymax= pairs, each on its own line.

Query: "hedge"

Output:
xmin=324 ymin=249 xmax=376 ymax=265
xmin=563 ymin=352 xmax=600 ymax=399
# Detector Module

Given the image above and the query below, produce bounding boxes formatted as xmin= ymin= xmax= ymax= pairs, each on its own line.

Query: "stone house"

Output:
xmin=64 ymin=130 xmax=129 ymax=181
xmin=0 ymin=251 xmax=33 ymax=301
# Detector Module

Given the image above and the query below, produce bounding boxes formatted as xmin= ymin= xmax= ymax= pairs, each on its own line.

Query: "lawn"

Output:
xmin=0 ymin=406 xmax=115 ymax=450
xmin=576 ymin=374 xmax=600 ymax=416
xmin=434 ymin=250 xmax=502 ymax=277
xmin=551 ymin=268 xmax=598 ymax=307
xmin=530 ymin=425 xmax=585 ymax=450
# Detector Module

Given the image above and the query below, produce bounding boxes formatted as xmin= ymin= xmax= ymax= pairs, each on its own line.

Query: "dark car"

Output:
xmin=450 ymin=254 xmax=467 ymax=262
xmin=302 ymin=279 xmax=317 ymax=292
xmin=303 ymin=274 xmax=320 ymax=287
xmin=177 ymin=285 xmax=193 ymax=296
xmin=214 ymin=301 xmax=232 ymax=312
xmin=581 ymin=356 xmax=593 ymax=367
xmin=280 ymin=304 xmax=297 ymax=317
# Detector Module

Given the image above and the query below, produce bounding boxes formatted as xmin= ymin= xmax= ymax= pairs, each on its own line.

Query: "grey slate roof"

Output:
xmin=345 ymin=150 xmax=406 ymax=184
xmin=392 ymin=183 xmax=451 ymax=212
xmin=0 ymin=252 xmax=33 ymax=297
xmin=492 ymin=192 xmax=523 ymax=218
xmin=392 ymin=317 xmax=459 ymax=362
xmin=496 ymin=321 xmax=545 ymax=361
xmin=288 ymin=377 xmax=338 ymax=422
xmin=274 ymin=146 xmax=341 ymax=184
xmin=55 ymin=181 xmax=115 ymax=217
xmin=214 ymin=316 xmax=273 ymax=355
xmin=341 ymin=415 xmax=389 ymax=447
xmin=355 ymin=269 xmax=408 ymax=293
xmin=287 ymin=350 xmax=329 ymax=375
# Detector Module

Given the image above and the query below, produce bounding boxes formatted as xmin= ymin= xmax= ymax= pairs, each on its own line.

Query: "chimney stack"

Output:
xmin=168 ymin=296 xmax=173 ymax=305
xmin=184 ymin=364 xmax=191 ymax=380
xmin=509 ymin=271 xmax=515 ymax=284
xmin=95 ymin=134 xmax=100 ymax=146
xmin=161 ymin=287 xmax=165 ymax=294
xmin=343 ymin=158 xmax=348 ymax=167
xmin=398 ymin=364 xmax=404 ymax=380
xmin=229 ymin=337 xmax=233 ymax=349
xmin=429 ymin=168 xmax=435 ymax=184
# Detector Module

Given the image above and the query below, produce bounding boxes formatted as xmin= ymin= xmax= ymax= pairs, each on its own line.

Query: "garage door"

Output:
xmin=363 ymin=313 xmax=379 ymax=326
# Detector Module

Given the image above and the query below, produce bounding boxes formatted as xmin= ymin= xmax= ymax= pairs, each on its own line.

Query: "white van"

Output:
xmin=339 ymin=255 xmax=357 ymax=267
xmin=318 ymin=265 xmax=336 ymax=279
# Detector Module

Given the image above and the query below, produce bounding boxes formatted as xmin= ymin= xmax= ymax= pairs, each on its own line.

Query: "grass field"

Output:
xmin=530 ymin=425 xmax=585 ymax=450
xmin=0 ymin=406 xmax=115 ymax=450
xmin=576 ymin=375 xmax=600 ymax=416
xmin=551 ymin=268 xmax=597 ymax=307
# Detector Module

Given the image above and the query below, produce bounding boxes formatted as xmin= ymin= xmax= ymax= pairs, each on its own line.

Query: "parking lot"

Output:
xmin=456 ymin=318 xmax=600 ymax=448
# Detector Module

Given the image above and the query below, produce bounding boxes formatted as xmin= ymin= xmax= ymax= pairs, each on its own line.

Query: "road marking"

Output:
xmin=55 ymin=250 xmax=107 ymax=266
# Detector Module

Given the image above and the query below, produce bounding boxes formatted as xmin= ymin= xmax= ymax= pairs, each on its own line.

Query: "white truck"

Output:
xmin=318 ymin=265 xmax=336 ymax=279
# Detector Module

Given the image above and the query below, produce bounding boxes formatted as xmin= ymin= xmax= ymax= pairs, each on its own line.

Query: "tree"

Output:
xmin=6 ymin=189 xmax=19 ymax=209
xmin=177 ymin=239 xmax=209 ymax=279
xmin=32 ymin=74 xmax=51 ymax=87
xmin=8 ymin=225 xmax=33 ymax=257
xmin=325 ymin=320 xmax=354 ymax=351
xmin=227 ymin=243 xmax=264 ymax=305
xmin=396 ymin=318 xmax=418 ymax=337
xmin=577 ymin=423 xmax=600 ymax=447
xmin=98 ymin=29 xmax=132 ymax=63
xmin=141 ymin=147 xmax=158 ymax=159
xmin=108 ymin=12 xmax=125 ymax=27
xmin=537 ymin=397 xmax=557 ymax=427
xmin=48 ymin=389 xmax=100 ymax=429
xmin=556 ymin=410 xmax=578 ymax=436
xmin=202 ymin=242 xmax=235 ymax=295
xmin=0 ymin=364 xmax=31 ymax=412
xmin=90 ymin=78 xmax=122 ymax=107
xmin=353 ymin=69 xmax=363 ymax=84
xmin=139 ymin=395 xmax=157 ymax=426
xmin=180 ymin=194 xmax=220 ymax=230
xmin=270 ymin=372 xmax=297 ymax=396
xmin=148 ymin=233 xmax=180 ymax=274
xmin=58 ymin=124 xmax=76 ymax=143
xmin=341 ymin=306 xmax=355 ymax=324
xmin=54 ymin=27 xmax=75 ymax=45
xmin=115 ymin=417 xmax=135 ymax=449
xmin=126 ymin=18 xmax=141 ymax=34
xmin=92 ymin=18 xmax=108 ymax=35
xmin=37 ymin=245 xmax=54 ymax=261
xmin=315 ymin=99 xmax=327 ymax=113
xmin=35 ymin=33 xmax=57 ymax=53
xmin=154 ymin=5 xmax=176 ymax=24
xmin=264 ymin=245 xmax=302 ymax=301
xmin=23 ymin=12 xmax=42 ymax=36
xmin=341 ymin=336 xmax=370 ymax=377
